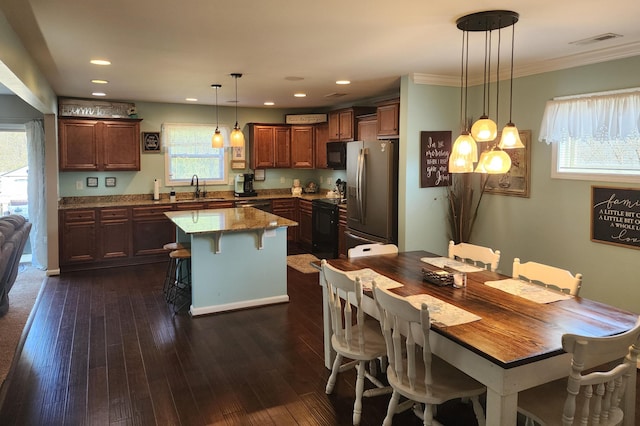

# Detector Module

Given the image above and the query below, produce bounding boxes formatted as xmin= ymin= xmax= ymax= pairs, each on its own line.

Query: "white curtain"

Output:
xmin=538 ymin=89 xmax=640 ymax=144
xmin=25 ymin=119 xmax=46 ymax=270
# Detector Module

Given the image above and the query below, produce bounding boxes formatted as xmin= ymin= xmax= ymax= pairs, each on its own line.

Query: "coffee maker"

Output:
xmin=234 ymin=173 xmax=257 ymax=197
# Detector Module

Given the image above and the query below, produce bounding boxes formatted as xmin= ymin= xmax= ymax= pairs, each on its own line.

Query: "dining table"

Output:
xmin=318 ymin=250 xmax=639 ymax=426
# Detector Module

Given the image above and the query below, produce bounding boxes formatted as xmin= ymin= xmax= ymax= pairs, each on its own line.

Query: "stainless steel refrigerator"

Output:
xmin=345 ymin=140 xmax=398 ymax=250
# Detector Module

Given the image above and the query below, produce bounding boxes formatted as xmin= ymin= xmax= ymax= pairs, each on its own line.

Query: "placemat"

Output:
xmin=484 ymin=278 xmax=572 ymax=304
xmin=345 ymin=268 xmax=404 ymax=291
xmin=405 ymin=294 xmax=482 ymax=327
xmin=420 ymin=256 xmax=484 ymax=273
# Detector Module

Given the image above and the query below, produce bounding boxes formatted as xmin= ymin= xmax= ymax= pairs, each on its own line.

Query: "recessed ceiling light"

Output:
xmin=91 ymin=79 xmax=108 ymax=84
xmin=336 ymin=80 xmax=351 ymax=85
xmin=92 ymin=92 xmax=106 ymax=97
xmin=185 ymin=98 xmax=198 ymax=102
xmin=294 ymin=93 xmax=306 ymax=98
xmin=90 ymin=59 xmax=111 ymax=66
xmin=264 ymin=101 xmax=275 ymax=106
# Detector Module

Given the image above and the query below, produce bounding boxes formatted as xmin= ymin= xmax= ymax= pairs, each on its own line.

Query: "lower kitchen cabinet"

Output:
xmin=60 ymin=209 xmax=97 ymax=264
xmin=272 ymin=198 xmax=297 ymax=241
xmin=338 ymin=206 xmax=347 ymax=258
xmin=131 ymin=205 xmax=175 ymax=257
xmin=298 ymin=199 xmax=313 ymax=250
xmin=99 ymin=208 xmax=131 ymax=260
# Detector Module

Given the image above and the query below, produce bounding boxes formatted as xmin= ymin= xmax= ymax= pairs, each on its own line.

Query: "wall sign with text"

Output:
xmin=591 ymin=186 xmax=640 ymax=250
xmin=420 ymin=131 xmax=451 ymax=188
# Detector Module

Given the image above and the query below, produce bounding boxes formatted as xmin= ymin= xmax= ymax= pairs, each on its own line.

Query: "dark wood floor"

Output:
xmin=0 ymin=245 xmax=637 ymax=425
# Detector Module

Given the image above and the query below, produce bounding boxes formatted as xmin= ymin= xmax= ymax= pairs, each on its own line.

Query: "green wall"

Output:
xmin=403 ymin=56 xmax=640 ymax=313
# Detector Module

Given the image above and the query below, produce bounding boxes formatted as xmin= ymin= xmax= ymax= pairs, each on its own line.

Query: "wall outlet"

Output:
xmin=280 ymin=176 xmax=285 ymax=184
xmin=228 ymin=176 xmax=234 ymax=185
xmin=319 ymin=176 xmax=323 ymax=184
xmin=76 ymin=180 xmax=83 ymax=190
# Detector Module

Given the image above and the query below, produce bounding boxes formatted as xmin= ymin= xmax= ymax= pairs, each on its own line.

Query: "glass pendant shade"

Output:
xmin=498 ymin=122 xmax=524 ymax=149
xmin=474 ymin=150 xmax=490 ymax=173
xmin=483 ymin=148 xmax=512 ymax=174
xmin=448 ymin=132 xmax=477 ymax=173
xmin=230 ymin=126 xmax=245 ymax=147
xmin=471 ymin=116 xmax=498 ymax=142
xmin=212 ymin=128 xmax=224 ymax=148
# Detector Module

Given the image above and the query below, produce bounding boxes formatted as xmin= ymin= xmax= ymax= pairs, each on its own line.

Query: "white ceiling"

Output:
xmin=2 ymin=0 xmax=640 ymax=109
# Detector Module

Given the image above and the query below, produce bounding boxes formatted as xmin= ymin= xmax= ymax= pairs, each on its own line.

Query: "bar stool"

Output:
xmin=163 ymin=248 xmax=192 ymax=313
xmin=162 ymin=241 xmax=190 ymax=297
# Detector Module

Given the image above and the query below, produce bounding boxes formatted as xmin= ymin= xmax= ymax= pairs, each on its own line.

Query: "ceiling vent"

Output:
xmin=324 ymin=92 xmax=347 ymax=98
xmin=570 ymin=33 xmax=623 ymax=46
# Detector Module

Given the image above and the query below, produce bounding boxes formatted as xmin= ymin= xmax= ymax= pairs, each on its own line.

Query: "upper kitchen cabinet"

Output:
xmin=249 ymin=124 xmax=291 ymax=169
xmin=59 ymin=118 xmax=142 ymax=171
xmin=327 ymin=107 xmax=375 ymax=141
xmin=376 ymin=99 xmax=400 ymax=138
xmin=290 ymin=125 xmax=314 ymax=168
xmin=314 ymin=122 xmax=329 ymax=169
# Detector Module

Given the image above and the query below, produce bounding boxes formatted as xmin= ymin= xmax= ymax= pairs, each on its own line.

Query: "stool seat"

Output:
xmin=163 ymin=247 xmax=192 ymax=314
xmin=169 ymin=248 xmax=191 ymax=259
xmin=163 ymin=242 xmax=191 ymax=251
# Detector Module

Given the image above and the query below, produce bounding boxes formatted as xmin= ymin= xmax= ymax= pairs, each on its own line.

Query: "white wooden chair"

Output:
xmin=448 ymin=240 xmax=501 ymax=271
xmin=372 ymin=282 xmax=486 ymax=426
xmin=518 ymin=317 xmax=640 ymax=426
xmin=513 ymin=258 xmax=583 ymax=296
xmin=348 ymin=243 xmax=398 ymax=259
xmin=321 ymin=260 xmax=390 ymax=425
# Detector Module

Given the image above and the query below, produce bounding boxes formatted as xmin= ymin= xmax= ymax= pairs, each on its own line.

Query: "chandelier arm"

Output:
xmin=508 ymin=23 xmax=515 ymax=123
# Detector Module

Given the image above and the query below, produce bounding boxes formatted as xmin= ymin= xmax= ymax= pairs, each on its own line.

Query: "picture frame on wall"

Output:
xmin=479 ymin=129 xmax=531 ymax=198
xmin=86 ymin=177 xmax=98 ymax=188
xmin=142 ymin=132 xmax=161 ymax=152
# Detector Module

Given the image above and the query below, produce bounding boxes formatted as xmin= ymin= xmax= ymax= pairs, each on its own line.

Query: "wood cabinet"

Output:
xmin=338 ymin=206 xmax=347 ymax=258
xmin=59 ymin=118 xmax=142 ymax=171
xmin=272 ymin=198 xmax=297 ymax=241
xmin=131 ymin=205 xmax=175 ymax=257
xmin=377 ymin=99 xmax=400 ymax=138
xmin=249 ymin=124 xmax=291 ymax=169
xmin=328 ymin=107 xmax=376 ymax=141
xmin=357 ymin=113 xmax=378 ymax=143
xmin=298 ymin=199 xmax=313 ymax=250
xmin=290 ymin=125 xmax=314 ymax=168
xmin=59 ymin=209 xmax=97 ymax=264
xmin=314 ymin=122 xmax=329 ymax=169
xmin=99 ymin=208 xmax=131 ymax=260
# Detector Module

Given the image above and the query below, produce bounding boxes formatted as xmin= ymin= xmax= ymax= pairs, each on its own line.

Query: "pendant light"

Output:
xmin=229 ymin=73 xmax=245 ymax=148
xmin=470 ymin=29 xmax=497 ymax=142
xmin=498 ymin=20 xmax=525 ymax=149
xmin=211 ymin=83 xmax=224 ymax=148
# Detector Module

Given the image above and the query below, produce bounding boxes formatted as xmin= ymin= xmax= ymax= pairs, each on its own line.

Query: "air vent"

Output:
xmin=570 ymin=33 xmax=622 ymax=46
xmin=324 ymin=92 xmax=347 ymax=98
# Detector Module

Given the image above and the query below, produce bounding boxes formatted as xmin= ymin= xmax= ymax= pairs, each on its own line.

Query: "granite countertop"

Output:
xmin=58 ymin=189 xmax=339 ymax=210
xmin=165 ymin=207 xmax=298 ymax=234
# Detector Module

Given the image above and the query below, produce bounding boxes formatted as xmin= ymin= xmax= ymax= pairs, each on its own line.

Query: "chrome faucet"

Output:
xmin=190 ymin=174 xmax=200 ymax=198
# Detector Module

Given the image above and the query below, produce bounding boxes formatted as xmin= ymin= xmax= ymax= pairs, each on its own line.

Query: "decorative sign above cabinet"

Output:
xmin=59 ymin=98 xmax=136 ymax=119
xmin=285 ymin=114 xmax=327 ymax=124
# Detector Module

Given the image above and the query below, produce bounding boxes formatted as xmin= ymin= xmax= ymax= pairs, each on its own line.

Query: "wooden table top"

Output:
xmin=325 ymin=251 xmax=639 ymax=369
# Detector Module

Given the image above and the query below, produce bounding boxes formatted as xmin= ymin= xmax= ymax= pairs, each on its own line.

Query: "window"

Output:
xmin=163 ymin=123 xmax=230 ymax=186
xmin=539 ymin=88 xmax=640 ymax=182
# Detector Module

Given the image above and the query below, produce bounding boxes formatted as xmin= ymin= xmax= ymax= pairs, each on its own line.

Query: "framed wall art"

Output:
xmin=479 ymin=129 xmax=531 ymax=197
xmin=86 ymin=177 xmax=98 ymax=188
xmin=142 ymin=132 xmax=161 ymax=152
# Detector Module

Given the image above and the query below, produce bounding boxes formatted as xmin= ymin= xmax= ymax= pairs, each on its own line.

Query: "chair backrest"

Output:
xmin=348 ymin=243 xmax=398 ymax=259
xmin=321 ymin=259 xmax=368 ymax=353
xmin=372 ymin=282 xmax=433 ymax=396
xmin=448 ymin=240 xmax=500 ymax=271
xmin=513 ymin=258 xmax=582 ymax=295
xmin=559 ymin=318 xmax=640 ymax=425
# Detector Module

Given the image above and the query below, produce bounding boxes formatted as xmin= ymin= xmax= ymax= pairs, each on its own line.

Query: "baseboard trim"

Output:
xmin=190 ymin=295 xmax=290 ymax=317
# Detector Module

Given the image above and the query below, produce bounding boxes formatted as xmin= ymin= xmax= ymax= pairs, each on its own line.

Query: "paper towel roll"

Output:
xmin=153 ymin=179 xmax=160 ymax=200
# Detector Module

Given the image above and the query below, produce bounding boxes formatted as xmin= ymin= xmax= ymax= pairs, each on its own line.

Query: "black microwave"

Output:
xmin=326 ymin=141 xmax=346 ymax=169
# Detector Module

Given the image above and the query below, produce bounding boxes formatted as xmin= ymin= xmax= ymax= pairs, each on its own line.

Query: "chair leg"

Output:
xmin=470 ymin=396 xmax=486 ymax=426
xmin=383 ymin=391 xmax=401 ymax=426
xmin=325 ymin=354 xmax=342 ymax=394
xmin=423 ymin=403 xmax=435 ymax=426
xmin=353 ymin=361 xmax=366 ymax=425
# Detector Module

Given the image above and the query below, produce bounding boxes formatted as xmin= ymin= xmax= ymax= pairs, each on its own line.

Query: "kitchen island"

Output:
xmin=165 ymin=207 xmax=297 ymax=316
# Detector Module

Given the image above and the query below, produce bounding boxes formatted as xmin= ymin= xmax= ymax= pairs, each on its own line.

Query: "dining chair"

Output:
xmin=512 ymin=258 xmax=583 ymax=295
xmin=321 ymin=259 xmax=390 ymax=425
xmin=518 ymin=317 xmax=640 ymax=426
xmin=348 ymin=243 xmax=399 ymax=258
xmin=372 ymin=282 xmax=486 ymax=426
xmin=448 ymin=240 xmax=501 ymax=271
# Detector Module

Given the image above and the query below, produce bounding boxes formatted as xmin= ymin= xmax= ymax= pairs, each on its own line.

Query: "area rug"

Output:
xmin=286 ymin=254 xmax=320 ymax=274
xmin=0 ymin=264 xmax=46 ymax=387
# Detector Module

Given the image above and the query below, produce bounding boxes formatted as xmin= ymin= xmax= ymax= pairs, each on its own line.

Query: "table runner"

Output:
xmin=420 ymin=256 xmax=484 ymax=273
xmin=484 ymin=278 xmax=572 ymax=304
xmin=345 ymin=268 xmax=403 ymax=291
xmin=405 ymin=294 xmax=482 ymax=327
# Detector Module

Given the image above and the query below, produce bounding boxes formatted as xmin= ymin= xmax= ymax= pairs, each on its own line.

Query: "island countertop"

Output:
xmin=164 ymin=207 xmax=298 ymax=235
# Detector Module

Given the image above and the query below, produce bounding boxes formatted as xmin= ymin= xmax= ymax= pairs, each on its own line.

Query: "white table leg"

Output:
xmin=485 ymin=389 xmax=518 ymax=426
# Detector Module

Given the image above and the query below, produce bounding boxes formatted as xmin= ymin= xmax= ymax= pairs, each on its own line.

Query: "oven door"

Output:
xmin=312 ymin=201 xmax=339 ymax=259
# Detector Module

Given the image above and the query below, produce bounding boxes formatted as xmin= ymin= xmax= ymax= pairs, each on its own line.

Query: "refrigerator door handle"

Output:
xmin=356 ymin=148 xmax=365 ymax=224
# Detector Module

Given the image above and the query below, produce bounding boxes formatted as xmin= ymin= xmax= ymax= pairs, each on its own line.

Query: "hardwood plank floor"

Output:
xmin=0 ymin=247 xmax=637 ymax=425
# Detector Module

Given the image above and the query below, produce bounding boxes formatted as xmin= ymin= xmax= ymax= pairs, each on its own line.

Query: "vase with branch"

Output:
xmin=446 ymin=173 xmax=487 ymax=244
